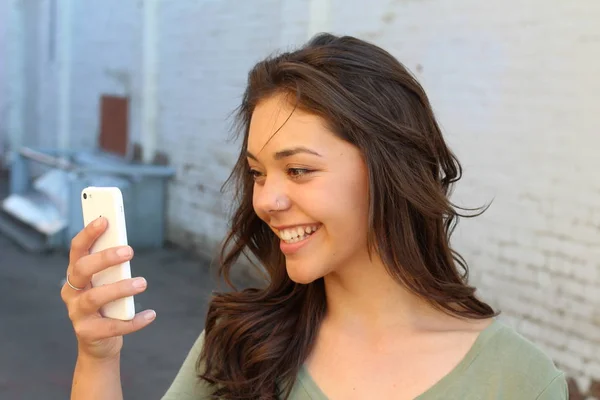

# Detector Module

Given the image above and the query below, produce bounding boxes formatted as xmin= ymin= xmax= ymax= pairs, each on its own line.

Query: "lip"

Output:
xmin=278 ymin=225 xmax=321 ymax=255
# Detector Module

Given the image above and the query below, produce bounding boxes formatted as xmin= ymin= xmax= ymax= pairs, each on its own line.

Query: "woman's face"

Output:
xmin=247 ymin=94 xmax=371 ymax=284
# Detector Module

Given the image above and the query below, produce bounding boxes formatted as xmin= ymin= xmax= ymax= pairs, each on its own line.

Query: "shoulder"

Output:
xmin=471 ymin=319 xmax=568 ymax=399
xmin=479 ymin=320 xmax=558 ymax=374
xmin=161 ymin=330 xmax=212 ymax=400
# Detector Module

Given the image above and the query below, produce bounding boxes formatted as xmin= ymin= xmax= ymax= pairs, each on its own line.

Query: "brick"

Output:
xmin=542 ymin=327 xmax=569 ymax=348
xmin=562 ymin=280 xmax=588 ymax=301
xmin=519 ymin=319 xmax=542 ymax=338
xmin=557 ymin=351 xmax=585 ymax=373
xmin=567 ymin=337 xmax=597 ymax=363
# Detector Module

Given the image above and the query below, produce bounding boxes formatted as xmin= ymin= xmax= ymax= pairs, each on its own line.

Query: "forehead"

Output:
xmin=247 ymin=95 xmax=330 ymax=154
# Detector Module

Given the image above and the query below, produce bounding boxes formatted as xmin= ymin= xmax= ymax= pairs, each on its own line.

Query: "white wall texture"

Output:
xmin=157 ymin=0 xmax=310 ymax=255
xmin=6 ymin=0 xmax=600 ymax=396
xmin=0 ymin=0 xmax=28 ymax=163
xmin=67 ymin=0 xmax=143 ymax=151
xmin=0 ymin=0 xmax=8 ymax=161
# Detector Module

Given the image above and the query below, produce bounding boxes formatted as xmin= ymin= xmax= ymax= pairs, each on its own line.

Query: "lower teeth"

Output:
xmin=286 ymin=232 xmax=312 ymax=243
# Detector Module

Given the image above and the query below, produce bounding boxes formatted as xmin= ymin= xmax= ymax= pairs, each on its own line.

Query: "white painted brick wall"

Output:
xmin=157 ymin=0 xmax=309 ymax=255
xmin=2 ymin=0 xmax=143 ymax=154
xmin=0 ymin=0 xmax=9 ymax=160
xmin=8 ymin=0 xmax=599 ymax=394
xmin=67 ymin=0 xmax=143 ymax=151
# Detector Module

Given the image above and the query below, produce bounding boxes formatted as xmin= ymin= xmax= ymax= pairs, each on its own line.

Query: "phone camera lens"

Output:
xmin=83 ymin=193 xmax=87 ymax=200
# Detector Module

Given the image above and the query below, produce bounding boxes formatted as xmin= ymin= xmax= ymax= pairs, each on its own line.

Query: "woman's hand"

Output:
xmin=60 ymin=217 xmax=156 ymax=360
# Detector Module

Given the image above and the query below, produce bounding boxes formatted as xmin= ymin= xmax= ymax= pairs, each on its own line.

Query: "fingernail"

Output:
xmin=143 ymin=310 xmax=156 ymax=321
xmin=93 ymin=217 xmax=104 ymax=227
xmin=132 ymin=277 xmax=146 ymax=289
xmin=117 ymin=246 xmax=132 ymax=257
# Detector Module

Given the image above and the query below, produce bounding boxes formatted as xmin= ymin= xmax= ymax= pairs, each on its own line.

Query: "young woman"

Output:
xmin=62 ymin=33 xmax=568 ymax=400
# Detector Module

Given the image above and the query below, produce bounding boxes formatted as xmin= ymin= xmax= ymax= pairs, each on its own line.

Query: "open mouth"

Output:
xmin=277 ymin=224 xmax=321 ymax=244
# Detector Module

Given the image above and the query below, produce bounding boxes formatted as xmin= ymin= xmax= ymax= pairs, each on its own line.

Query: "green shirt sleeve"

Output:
xmin=414 ymin=320 xmax=570 ymax=400
xmin=161 ymin=331 xmax=213 ymax=400
xmin=536 ymin=372 xmax=569 ymax=400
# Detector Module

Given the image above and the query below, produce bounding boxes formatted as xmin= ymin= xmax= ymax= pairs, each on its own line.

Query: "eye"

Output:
xmin=248 ymin=168 xmax=264 ymax=181
xmin=288 ymin=168 xmax=312 ymax=179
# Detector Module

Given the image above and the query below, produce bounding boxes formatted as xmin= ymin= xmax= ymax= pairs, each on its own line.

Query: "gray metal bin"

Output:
xmin=1 ymin=147 xmax=175 ymax=252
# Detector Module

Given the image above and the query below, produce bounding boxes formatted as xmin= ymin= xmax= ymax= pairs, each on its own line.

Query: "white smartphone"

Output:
xmin=81 ymin=186 xmax=135 ymax=321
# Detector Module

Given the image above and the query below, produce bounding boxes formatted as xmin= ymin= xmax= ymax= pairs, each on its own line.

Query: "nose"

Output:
xmin=253 ymin=177 xmax=290 ymax=213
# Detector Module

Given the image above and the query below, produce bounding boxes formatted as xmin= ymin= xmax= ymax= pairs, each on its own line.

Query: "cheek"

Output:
xmin=310 ymin=177 xmax=370 ymax=239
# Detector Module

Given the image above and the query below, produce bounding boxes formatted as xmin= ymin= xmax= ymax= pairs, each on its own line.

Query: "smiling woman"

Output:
xmin=160 ymin=33 xmax=567 ymax=400
xmin=58 ymin=32 xmax=568 ymax=400
xmin=161 ymin=33 xmax=568 ymax=400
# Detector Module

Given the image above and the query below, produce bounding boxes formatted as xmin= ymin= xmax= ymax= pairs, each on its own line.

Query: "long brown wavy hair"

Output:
xmin=198 ymin=33 xmax=497 ymax=399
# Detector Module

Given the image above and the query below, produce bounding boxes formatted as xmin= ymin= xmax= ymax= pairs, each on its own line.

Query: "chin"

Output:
xmin=285 ymin=261 xmax=324 ymax=284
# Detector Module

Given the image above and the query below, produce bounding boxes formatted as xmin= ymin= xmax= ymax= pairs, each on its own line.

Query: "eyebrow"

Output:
xmin=246 ymin=147 xmax=322 ymax=161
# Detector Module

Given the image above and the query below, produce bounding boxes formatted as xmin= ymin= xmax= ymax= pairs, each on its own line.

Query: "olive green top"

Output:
xmin=162 ymin=319 xmax=568 ymax=399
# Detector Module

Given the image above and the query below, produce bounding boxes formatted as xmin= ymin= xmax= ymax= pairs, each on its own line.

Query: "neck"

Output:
xmin=322 ymin=251 xmax=443 ymax=335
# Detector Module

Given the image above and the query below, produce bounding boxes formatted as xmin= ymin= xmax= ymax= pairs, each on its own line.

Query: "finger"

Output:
xmin=69 ymin=217 xmax=107 ymax=264
xmin=69 ymin=245 xmax=134 ymax=289
xmin=61 ymin=278 xmax=88 ymax=303
xmin=75 ymin=277 xmax=147 ymax=316
xmin=74 ymin=310 xmax=157 ymax=341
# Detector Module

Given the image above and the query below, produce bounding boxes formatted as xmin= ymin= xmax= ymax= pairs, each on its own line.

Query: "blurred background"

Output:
xmin=0 ymin=0 xmax=599 ymax=399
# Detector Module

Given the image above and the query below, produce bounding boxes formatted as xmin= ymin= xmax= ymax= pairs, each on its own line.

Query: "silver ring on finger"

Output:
xmin=66 ymin=272 xmax=85 ymax=291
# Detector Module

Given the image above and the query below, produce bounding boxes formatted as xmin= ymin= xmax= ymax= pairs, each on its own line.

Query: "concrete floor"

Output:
xmin=0 ymin=211 xmax=250 ymax=399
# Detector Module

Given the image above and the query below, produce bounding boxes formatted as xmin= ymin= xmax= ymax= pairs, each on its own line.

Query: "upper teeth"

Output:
xmin=278 ymin=225 xmax=319 ymax=241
